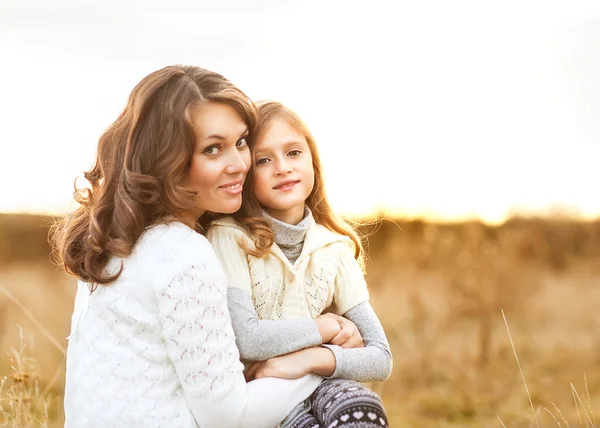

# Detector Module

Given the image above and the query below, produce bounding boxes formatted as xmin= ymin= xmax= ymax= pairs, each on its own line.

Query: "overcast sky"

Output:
xmin=1 ymin=0 xmax=599 ymax=222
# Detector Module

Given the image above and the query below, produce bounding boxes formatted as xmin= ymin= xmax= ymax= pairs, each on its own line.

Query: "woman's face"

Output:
xmin=184 ymin=102 xmax=251 ymax=221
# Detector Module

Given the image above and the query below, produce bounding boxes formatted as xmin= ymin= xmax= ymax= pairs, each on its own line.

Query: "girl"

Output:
xmin=53 ymin=67 xmax=330 ymax=428
xmin=207 ymin=101 xmax=392 ymax=428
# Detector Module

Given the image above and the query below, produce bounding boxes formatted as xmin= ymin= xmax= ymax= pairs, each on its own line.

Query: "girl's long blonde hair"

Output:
xmin=234 ymin=101 xmax=365 ymax=266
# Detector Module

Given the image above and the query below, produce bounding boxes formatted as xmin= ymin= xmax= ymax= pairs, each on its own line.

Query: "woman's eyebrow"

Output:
xmin=202 ymin=127 xmax=249 ymax=142
xmin=203 ymin=134 xmax=226 ymax=141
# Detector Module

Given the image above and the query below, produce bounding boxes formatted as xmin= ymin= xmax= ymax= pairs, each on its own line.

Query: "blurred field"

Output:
xmin=1 ymin=213 xmax=600 ymax=427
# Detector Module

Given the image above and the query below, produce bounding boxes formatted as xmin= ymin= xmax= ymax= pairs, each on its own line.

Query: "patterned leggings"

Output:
xmin=282 ymin=379 xmax=389 ymax=428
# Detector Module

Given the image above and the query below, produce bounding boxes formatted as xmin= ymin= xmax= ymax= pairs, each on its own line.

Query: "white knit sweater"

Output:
xmin=64 ymin=222 xmax=321 ymax=428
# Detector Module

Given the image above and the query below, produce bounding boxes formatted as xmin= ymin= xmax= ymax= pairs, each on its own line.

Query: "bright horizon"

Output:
xmin=1 ymin=1 xmax=599 ymax=225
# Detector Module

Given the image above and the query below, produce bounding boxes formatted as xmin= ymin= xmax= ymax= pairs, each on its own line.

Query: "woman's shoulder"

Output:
xmin=143 ymin=221 xmax=207 ymax=243
xmin=116 ymin=221 xmax=228 ymax=291
xmin=136 ymin=221 xmax=214 ymax=263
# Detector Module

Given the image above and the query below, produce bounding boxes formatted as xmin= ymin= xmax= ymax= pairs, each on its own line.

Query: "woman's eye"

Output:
xmin=236 ymin=138 xmax=248 ymax=148
xmin=203 ymin=145 xmax=220 ymax=155
xmin=256 ymin=158 xmax=270 ymax=165
xmin=288 ymin=150 xmax=301 ymax=157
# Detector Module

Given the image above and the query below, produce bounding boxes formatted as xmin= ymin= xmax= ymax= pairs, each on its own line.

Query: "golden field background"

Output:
xmin=1 ymin=213 xmax=600 ymax=427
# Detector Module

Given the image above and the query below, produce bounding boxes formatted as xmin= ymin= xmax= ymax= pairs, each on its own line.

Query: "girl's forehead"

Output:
xmin=255 ymin=119 xmax=307 ymax=149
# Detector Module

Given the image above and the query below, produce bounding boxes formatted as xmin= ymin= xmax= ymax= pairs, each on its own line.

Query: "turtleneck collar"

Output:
xmin=263 ymin=206 xmax=313 ymax=264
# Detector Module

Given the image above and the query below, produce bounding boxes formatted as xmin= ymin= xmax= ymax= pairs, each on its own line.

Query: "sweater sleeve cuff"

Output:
xmin=319 ymin=344 xmax=345 ymax=379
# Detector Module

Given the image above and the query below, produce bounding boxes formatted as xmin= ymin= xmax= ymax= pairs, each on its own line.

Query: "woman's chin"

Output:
xmin=214 ymin=200 xmax=243 ymax=215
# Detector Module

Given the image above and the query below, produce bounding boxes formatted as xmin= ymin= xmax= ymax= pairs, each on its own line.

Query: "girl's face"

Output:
xmin=252 ymin=118 xmax=315 ymax=225
xmin=184 ymin=102 xmax=251 ymax=221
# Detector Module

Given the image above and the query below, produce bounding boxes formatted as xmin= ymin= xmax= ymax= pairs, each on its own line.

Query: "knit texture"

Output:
xmin=207 ymin=217 xmax=369 ymax=321
xmin=64 ymin=222 xmax=321 ymax=428
xmin=264 ymin=207 xmax=312 ymax=264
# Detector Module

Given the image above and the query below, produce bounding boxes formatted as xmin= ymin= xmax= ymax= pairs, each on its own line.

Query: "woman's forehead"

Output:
xmin=191 ymin=102 xmax=247 ymax=139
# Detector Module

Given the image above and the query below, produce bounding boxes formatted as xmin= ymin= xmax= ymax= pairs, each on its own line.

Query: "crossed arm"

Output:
xmin=207 ymin=226 xmax=393 ymax=383
xmin=229 ymin=287 xmax=393 ymax=382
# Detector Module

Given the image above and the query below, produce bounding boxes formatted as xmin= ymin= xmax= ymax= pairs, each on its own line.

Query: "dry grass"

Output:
xmin=359 ymin=217 xmax=600 ymax=427
xmin=1 ymin=213 xmax=600 ymax=427
xmin=0 ymin=326 xmax=50 ymax=428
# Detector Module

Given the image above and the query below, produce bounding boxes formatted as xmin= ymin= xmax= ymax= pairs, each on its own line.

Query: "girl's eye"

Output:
xmin=236 ymin=138 xmax=248 ymax=148
xmin=256 ymin=158 xmax=270 ymax=166
xmin=288 ymin=150 xmax=301 ymax=157
xmin=203 ymin=145 xmax=220 ymax=155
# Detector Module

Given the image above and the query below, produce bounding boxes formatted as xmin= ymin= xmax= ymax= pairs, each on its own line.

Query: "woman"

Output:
xmin=52 ymin=65 xmax=354 ymax=428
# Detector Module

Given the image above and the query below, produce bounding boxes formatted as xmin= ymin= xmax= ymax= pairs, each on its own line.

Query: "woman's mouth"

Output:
xmin=219 ymin=181 xmax=243 ymax=195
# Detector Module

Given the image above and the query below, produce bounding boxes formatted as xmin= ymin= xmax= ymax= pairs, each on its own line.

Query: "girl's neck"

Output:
xmin=264 ymin=204 xmax=306 ymax=225
xmin=263 ymin=207 xmax=313 ymax=264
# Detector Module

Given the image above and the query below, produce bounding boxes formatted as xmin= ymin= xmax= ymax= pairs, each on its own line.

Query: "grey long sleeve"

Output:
xmin=228 ymin=287 xmax=392 ymax=382
xmin=321 ymin=301 xmax=393 ymax=383
xmin=227 ymin=287 xmax=323 ymax=361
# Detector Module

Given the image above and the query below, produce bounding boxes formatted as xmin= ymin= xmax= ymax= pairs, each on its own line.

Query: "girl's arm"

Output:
xmin=323 ymin=242 xmax=393 ymax=382
xmin=254 ymin=243 xmax=392 ymax=383
xmin=251 ymin=302 xmax=392 ymax=383
xmin=325 ymin=242 xmax=393 ymax=382
xmin=321 ymin=301 xmax=392 ymax=382
xmin=228 ymin=287 xmax=343 ymax=360
xmin=155 ymin=234 xmax=322 ymax=428
xmin=207 ymin=225 xmax=358 ymax=361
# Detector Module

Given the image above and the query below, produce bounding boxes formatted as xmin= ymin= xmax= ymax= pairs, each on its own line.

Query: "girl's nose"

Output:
xmin=274 ymin=157 xmax=292 ymax=175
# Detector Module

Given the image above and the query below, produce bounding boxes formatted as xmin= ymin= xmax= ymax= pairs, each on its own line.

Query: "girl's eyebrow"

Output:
xmin=254 ymin=139 xmax=306 ymax=157
xmin=284 ymin=140 xmax=305 ymax=146
xmin=253 ymin=148 xmax=271 ymax=157
xmin=256 ymin=140 xmax=304 ymax=150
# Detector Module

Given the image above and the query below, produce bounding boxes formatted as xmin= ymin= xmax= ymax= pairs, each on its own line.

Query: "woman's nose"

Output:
xmin=225 ymin=150 xmax=249 ymax=175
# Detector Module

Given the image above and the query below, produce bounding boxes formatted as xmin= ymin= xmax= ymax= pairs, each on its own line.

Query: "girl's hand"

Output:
xmin=314 ymin=314 xmax=342 ymax=343
xmin=320 ymin=313 xmax=364 ymax=349
xmin=249 ymin=348 xmax=336 ymax=380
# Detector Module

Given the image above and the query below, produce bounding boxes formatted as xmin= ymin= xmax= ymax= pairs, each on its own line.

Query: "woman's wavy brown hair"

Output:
xmin=50 ymin=65 xmax=256 ymax=286
xmin=234 ymin=101 xmax=365 ymax=267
